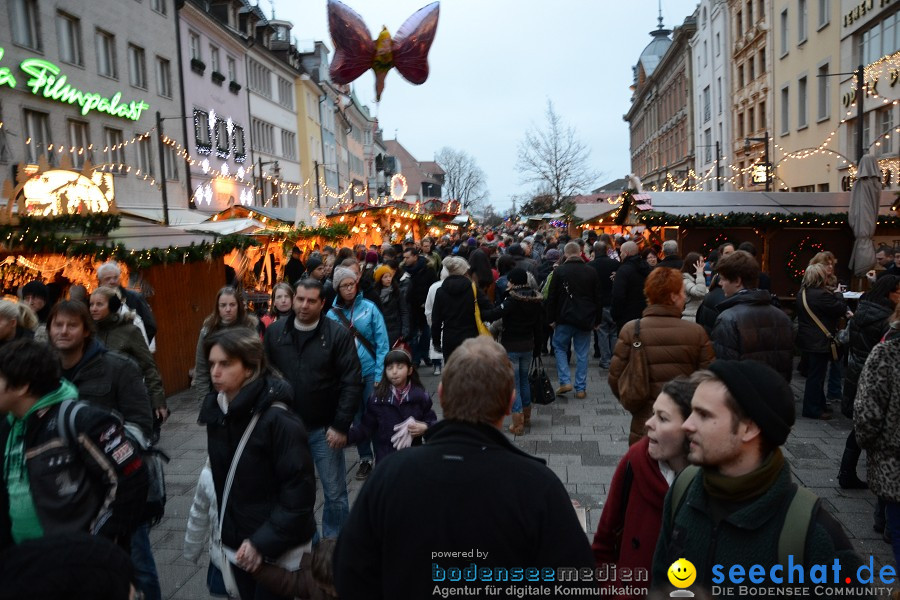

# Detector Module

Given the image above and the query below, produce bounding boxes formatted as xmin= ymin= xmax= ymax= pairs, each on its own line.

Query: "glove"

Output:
xmin=391 ymin=417 xmax=416 ymax=450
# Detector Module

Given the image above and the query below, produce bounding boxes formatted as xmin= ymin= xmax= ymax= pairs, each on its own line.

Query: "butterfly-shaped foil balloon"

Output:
xmin=328 ymin=0 xmax=440 ymax=101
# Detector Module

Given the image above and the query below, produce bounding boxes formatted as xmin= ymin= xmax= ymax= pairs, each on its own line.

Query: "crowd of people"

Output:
xmin=1 ymin=227 xmax=899 ymax=599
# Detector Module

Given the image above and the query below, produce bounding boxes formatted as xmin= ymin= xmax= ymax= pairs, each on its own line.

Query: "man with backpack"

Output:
xmin=651 ymin=360 xmax=862 ymax=596
xmin=0 ymin=339 xmax=148 ymax=553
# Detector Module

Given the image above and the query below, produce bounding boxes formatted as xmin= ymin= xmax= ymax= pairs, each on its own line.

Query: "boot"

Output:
xmin=838 ymin=446 xmax=868 ymax=489
xmin=523 ymin=405 xmax=532 ymax=427
xmin=508 ymin=413 xmax=525 ymax=436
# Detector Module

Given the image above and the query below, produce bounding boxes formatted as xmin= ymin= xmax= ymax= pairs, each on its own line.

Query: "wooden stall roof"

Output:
xmin=118 ymin=208 xmax=211 ymax=227
xmin=639 ymin=191 xmax=898 ymax=217
xmin=107 ymin=217 xmax=219 ymax=250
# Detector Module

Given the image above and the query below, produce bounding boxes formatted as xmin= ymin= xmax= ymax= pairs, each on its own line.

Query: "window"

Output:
xmin=798 ymin=76 xmax=808 ymax=128
xmin=736 ymin=10 xmax=743 ymax=36
xmin=858 ymin=12 xmax=900 ymax=65
xmin=759 ymin=101 xmax=767 ymax=129
xmin=781 ymin=86 xmax=790 ymax=134
xmin=818 ymin=0 xmax=829 ymax=28
xmin=151 ymin=0 xmax=167 ymax=15
xmin=104 ymin=127 xmax=125 ymax=171
xmin=189 ymin=32 xmax=201 ymax=61
xmin=704 ymin=129 xmax=712 ymax=163
xmin=716 ymin=33 xmax=721 ymax=56
xmin=136 ymin=133 xmax=154 ymax=176
xmin=68 ymin=120 xmax=90 ymax=168
xmin=780 ymin=10 xmax=789 ymax=56
xmin=878 ymin=108 xmax=894 ymax=155
xmin=703 ymin=41 xmax=708 ymax=67
xmin=717 ymin=77 xmax=723 ymax=114
xmin=703 ymin=86 xmax=711 ymax=123
xmin=9 ymin=0 xmax=41 ymax=51
xmin=128 ymin=44 xmax=146 ymax=89
xmin=164 ymin=145 xmax=178 ymax=180
xmin=748 ymin=107 xmax=755 ymax=133
xmin=96 ymin=29 xmax=117 ymax=78
xmin=759 ymin=48 xmax=766 ymax=73
xmin=817 ymin=63 xmax=829 ymax=120
xmin=215 ymin=119 xmax=229 ymax=157
xmin=210 ymin=46 xmax=220 ymax=73
xmin=194 ymin=109 xmax=211 ymax=153
xmin=281 ymin=130 xmax=297 ymax=159
xmin=248 ymin=59 xmax=272 ymax=98
xmin=156 ymin=57 xmax=171 ymax=97
xmin=232 ymin=126 xmax=246 ymax=161
xmin=737 ymin=111 xmax=745 ymax=138
xmin=737 ymin=64 xmax=744 ymax=88
xmin=747 ymin=0 xmax=754 ymax=25
xmin=227 ymin=57 xmax=237 ymax=82
xmin=251 ymin=118 xmax=275 ymax=153
xmin=748 ymin=56 xmax=755 ymax=81
xmin=798 ymin=0 xmax=808 ymax=43
xmin=278 ymin=77 xmax=294 ymax=109
xmin=24 ymin=110 xmax=50 ymax=163
xmin=56 ymin=12 xmax=83 ymax=66
xmin=759 ymin=0 xmax=765 ymax=20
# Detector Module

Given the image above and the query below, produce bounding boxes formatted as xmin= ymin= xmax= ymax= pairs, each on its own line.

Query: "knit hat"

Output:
xmin=443 ymin=256 xmax=470 ymax=277
xmin=523 ymin=236 xmax=534 ymax=245
xmin=507 ymin=268 xmax=528 ymax=286
xmin=332 ymin=266 xmax=357 ymax=288
xmin=21 ymin=280 xmax=49 ymax=300
xmin=365 ymin=251 xmax=379 ymax=265
xmin=466 ymin=237 xmax=477 ymax=247
xmin=485 ymin=231 xmax=495 ymax=241
xmin=305 ymin=256 xmax=323 ymax=274
xmin=507 ymin=243 xmax=525 ymax=257
xmin=707 ymin=360 xmax=796 ymax=446
xmin=374 ymin=264 xmax=394 ymax=284
xmin=544 ymin=249 xmax=561 ymax=263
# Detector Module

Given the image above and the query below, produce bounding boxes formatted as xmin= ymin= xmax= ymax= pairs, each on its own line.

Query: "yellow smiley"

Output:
xmin=667 ymin=558 xmax=697 ymax=588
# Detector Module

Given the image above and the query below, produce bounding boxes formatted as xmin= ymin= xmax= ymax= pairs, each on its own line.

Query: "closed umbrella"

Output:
xmin=848 ymin=154 xmax=881 ymax=277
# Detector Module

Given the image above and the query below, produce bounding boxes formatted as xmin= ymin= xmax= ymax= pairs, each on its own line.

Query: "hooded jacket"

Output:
xmin=431 ymin=275 xmax=492 ymax=359
xmin=843 ymin=300 xmax=893 ymax=411
xmin=326 ymin=292 xmax=389 ymax=381
xmin=347 ymin=384 xmax=437 ymax=462
xmin=481 ymin=286 xmax=543 ymax=354
xmin=711 ymin=289 xmax=794 ymax=382
xmin=611 ymin=256 xmax=652 ymax=330
xmin=198 ymin=376 xmax=316 ymax=558
xmin=94 ymin=313 xmax=166 ymax=410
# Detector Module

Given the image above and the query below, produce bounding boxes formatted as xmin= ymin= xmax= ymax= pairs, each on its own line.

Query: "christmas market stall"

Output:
xmin=631 ymin=191 xmax=900 ymax=296
xmin=326 ymin=196 xmax=463 ymax=246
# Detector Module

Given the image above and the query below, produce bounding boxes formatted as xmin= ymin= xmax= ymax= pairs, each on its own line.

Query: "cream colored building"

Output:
xmin=772 ymin=0 xmax=845 ymax=192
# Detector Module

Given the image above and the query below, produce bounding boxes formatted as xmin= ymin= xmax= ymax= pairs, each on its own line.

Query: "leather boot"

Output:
xmin=838 ymin=446 xmax=868 ymax=489
xmin=523 ymin=405 xmax=532 ymax=427
xmin=508 ymin=413 xmax=525 ymax=436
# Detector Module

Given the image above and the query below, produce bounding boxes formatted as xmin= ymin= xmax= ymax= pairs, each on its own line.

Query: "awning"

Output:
xmin=107 ymin=217 xmax=218 ymax=250
xmin=186 ymin=218 xmax=267 ymax=235
xmin=118 ymin=208 xmax=211 ymax=226
xmin=641 ymin=191 xmax=898 ymax=216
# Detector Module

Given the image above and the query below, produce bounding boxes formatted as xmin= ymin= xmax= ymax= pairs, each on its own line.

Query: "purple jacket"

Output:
xmin=348 ymin=385 xmax=437 ymax=462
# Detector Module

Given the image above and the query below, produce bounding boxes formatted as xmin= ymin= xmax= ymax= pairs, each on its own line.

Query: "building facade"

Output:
xmin=625 ymin=16 xmax=698 ymax=191
xmin=690 ymin=0 xmax=735 ymax=190
xmin=773 ymin=0 xmax=844 ymax=192
xmin=1 ymin=0 xmax=187 ymax=213
xmin=728 ymin=0 xmax=773 ymax=190
xmin=838 ymin=0 xmax=900 ymax=190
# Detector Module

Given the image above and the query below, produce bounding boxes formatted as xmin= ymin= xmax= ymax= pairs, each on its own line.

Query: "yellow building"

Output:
xmin=772 ymin=0 xmax=845 ymax=191
xmin=295 ymin=73 xmax=325 ymax=220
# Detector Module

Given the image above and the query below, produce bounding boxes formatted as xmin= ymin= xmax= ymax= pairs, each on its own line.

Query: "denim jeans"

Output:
xmin=886 ymin=501 xmax=900 ymax=569
xmin=553 ymin=324 xmax=591 ymax=392
xmin=826 ymin=358 xmax=842 ymax=399
xmin=508 ymin=351 xmax=532 ymax=413
xmin=355 ymin=377 xmax=374 ymax=463
xmin=597 ymin=307 xmax=616 ymax=368
xmin=131 ymin=523 xmax=161 ymax=600
xmin=307 ymin=427 xmax=349 ymax=538
xmin=802 ymin=351 xmax=830 ymax=417
xmin=410 ymin=321 xmax=431 ymax=366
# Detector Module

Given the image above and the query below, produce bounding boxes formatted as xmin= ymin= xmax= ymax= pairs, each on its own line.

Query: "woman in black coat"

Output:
xmin=198 ymin=328 xmax=316 ymax=600
xmin=431 ymin=257 xmax=492 ymax=362
xmin=374 ymin=264 xmax=409 ymax=346
xmin=838 ymin=274 xmax=900 ymax=488
xmin=797 ymin=263 xmax=848 ymax=420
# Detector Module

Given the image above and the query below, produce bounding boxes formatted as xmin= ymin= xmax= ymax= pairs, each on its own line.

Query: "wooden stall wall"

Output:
xmin=766 ymin=227 xmax=852 ymax=297
xmin=142 ymin=260 xmax=225 ymax=395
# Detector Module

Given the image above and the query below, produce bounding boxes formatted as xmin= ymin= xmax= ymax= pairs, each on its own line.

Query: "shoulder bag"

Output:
xmin=472 ymin=282 xmax=492 ymax=337
xmin=616 ymin=319 xmax=651 ymax=413
xmin=330 ymin=307 xmax=377 ymax=357
xmin=800 ymin=289 xmax=840 ymax=361
xmin=528 ymin=356 xmax=556 ymax=405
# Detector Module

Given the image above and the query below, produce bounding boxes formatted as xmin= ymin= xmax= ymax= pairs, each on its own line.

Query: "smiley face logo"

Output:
xmin=667 ymin=558 xmax=697 ymax=588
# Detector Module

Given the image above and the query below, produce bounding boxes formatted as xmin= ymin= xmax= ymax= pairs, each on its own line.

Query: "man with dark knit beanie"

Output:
xmin=652 ymin=360 xmax=862 ymax=596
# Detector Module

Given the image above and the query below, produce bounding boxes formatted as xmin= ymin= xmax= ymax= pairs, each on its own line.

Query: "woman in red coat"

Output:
xmin=591 ymin=376 xmax=697 ymax=599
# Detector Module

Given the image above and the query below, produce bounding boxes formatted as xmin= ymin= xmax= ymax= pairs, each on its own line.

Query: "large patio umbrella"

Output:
xmin=848 ymin=154 xmax=881 ymax=277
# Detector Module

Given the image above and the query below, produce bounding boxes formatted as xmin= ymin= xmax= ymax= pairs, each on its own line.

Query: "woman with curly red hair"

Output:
xmin=608 ymin=267 xmax=715 ymax=445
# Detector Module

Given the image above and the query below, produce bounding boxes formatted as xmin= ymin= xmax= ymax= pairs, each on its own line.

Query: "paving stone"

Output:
xmin=581 ymin=454 xmax=625 ymax=467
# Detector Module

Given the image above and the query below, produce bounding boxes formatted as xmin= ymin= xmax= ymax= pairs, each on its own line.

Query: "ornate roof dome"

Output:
xmin=637 ymin=16 xmax=672 ymax=78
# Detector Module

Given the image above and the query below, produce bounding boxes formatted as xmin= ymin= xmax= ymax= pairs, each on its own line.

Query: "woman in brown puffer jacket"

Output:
xmin=609 ymin=267 xmax=715 ymax=445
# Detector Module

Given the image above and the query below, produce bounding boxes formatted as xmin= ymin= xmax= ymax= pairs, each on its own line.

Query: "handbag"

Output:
xmin=472 ymin=282 xmax=491 ymax=337
xmin=528 ymin=356 xmax=556 ymax=405
xmin=616 ymin=319 xmax=651 ymax=413
xmin=801 ymin=289 xmax=840 ymax=361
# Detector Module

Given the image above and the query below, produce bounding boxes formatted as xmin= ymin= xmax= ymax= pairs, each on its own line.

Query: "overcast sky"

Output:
xmin=280 ymin=0 xmax=701 ymax=211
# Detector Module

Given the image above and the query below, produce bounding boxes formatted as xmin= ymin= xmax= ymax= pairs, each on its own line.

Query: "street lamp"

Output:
xmin=696 ymin=141 xmax=722 ymax=191
xmin=744 ymin=131 xmax=771 ymax=192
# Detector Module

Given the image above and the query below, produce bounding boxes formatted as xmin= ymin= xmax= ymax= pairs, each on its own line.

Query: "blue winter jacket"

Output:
xmin=327 ymin=293 xmax=390 ymax=381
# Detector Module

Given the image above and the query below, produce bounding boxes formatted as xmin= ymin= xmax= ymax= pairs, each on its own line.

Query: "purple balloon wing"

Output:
xmin=391 ymin=2 xmax=439 ymax=85
xmin=328 ymin=0 xmax=375 ymax=85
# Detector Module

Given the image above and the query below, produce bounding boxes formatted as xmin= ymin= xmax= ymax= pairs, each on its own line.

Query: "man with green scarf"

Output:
xmin=651 ymin=360 xmax=862 ymax=596
xmin=0 ymin=339 xmax=147 ymax=552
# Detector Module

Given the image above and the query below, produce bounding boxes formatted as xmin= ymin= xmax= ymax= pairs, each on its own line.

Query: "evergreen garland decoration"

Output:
xmin=12 ymin=214 xmax=122 ymax=235
xmin=638 ymin=211 xmax=900 ymax=228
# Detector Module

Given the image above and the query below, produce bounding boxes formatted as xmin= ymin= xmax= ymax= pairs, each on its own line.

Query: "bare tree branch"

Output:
xmin=435 ymin=147 xmax=488 ymax=213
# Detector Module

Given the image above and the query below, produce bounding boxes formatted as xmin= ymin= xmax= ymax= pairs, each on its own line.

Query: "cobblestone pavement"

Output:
xmin=152 ymin=358 xmax=893 ymax=599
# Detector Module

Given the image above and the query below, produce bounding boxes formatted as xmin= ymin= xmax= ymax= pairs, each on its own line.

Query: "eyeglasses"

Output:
xmin=338 ymin=283 xmax=357 ymax=291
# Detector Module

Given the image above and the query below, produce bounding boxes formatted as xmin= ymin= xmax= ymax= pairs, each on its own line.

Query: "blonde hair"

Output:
xmin=801 ymin=263 xmax=830 ymax=289
xmin=0 ymin=300 xmax=38 ymax=330
xmin=809 ymin=251 xmax=836 ymax=267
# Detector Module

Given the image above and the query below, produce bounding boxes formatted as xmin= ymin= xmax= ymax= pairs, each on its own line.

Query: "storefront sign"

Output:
xmin=23 ymin=170 xmax=114 ymax=216
xmin=844 ymin=0 xmax=893 ymax=28
xmin=0 ymin=48 xmax=149 ymax=121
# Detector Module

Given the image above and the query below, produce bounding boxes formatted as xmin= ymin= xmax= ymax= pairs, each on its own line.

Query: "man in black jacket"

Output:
xmin=264 ymin=278 xmax=362 ymax=538
xmin=399 ymin=248 xmax=437 ymax=367
xmin=283 ymin=246 xmax=305 ymax=286
xmin=610 ymin=241 xmax=651 ymax=332
xmin=546 ymin=242 xmax=601 ymax=398
xmin=588 ymin=241 xmax=619 ymax=369
xmin=710 ymin=251 xmax=794 ymax=382
xmin=333 ymin=337 xmax=596 ymax=599
xmin=656 ymin=240 xmax=683 ymax=270
xmin=0 ymin=339 xmax=148 ymax=554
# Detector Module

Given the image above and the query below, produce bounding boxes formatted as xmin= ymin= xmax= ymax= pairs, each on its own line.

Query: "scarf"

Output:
xmin=702 ymin=448 xmax=785 ymax=503
xmin=391 ymin=382 xmax=412 ymax=406
xmin=4 ymin=380 xmax=79 ymax=543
